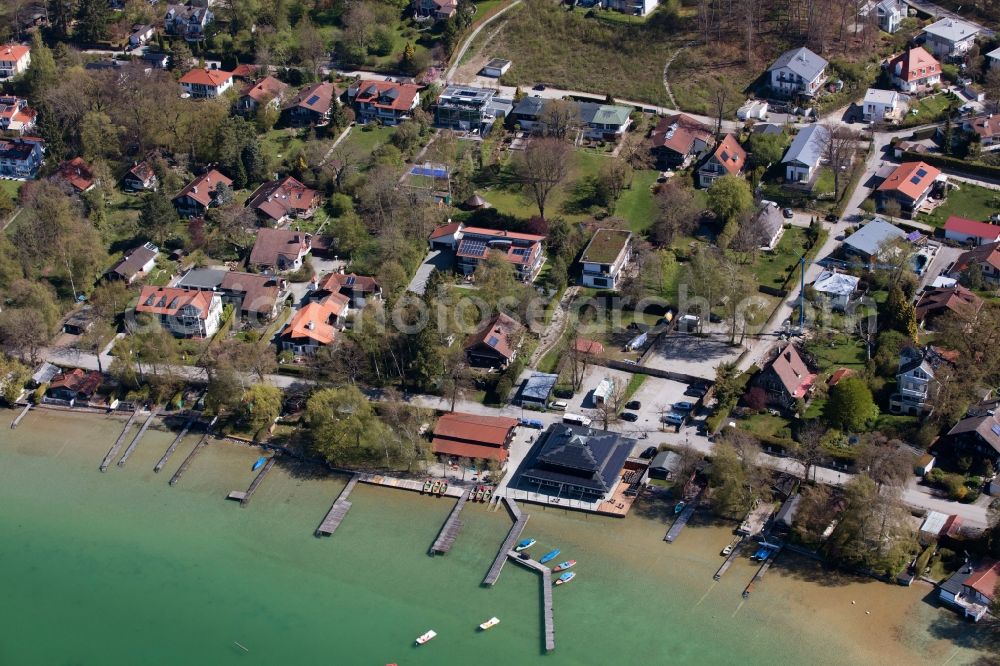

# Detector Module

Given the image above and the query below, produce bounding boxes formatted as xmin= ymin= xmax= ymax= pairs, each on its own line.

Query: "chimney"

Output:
xmin=307 ymin=320 xmax=315 ymax=330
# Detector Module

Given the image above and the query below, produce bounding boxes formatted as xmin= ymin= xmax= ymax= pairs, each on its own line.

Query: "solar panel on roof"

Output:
xmin=487 ymin=335 xmax=500 ymax=347
xmin=909 ymin=176 xmax=921 ymax=185
xmin=916 ymin=168 xmax=927 ymax=178
xmin=345 ymin=276 xmax=356 ymax=287
xmin=460 ymin=240 xmax=488 ymax=258
xmin=721 ymin=151 xmax=730 ymax=161
xmin=992 ymin=423 xmax=1000 ymax=437
xmin=306 ymin=94 xmax=320 ymax=106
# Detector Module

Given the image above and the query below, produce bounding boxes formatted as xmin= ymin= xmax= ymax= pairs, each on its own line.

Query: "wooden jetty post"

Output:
xmin=429 ymin=488 xmax=471 ymax=555
xmin=507 ymin=550 xmax=555 ymax=652
xmin=315 ymin=474 xmax=360 ymax=536
xmin=154 ymin=412 xmax=203 ymax=473
xmin=100 ymin=407 xmax=142 ymax=472
xmin=168 ymin=434 xmax=210 ymax=486
xmin=482 ymin=497 xmax=529 ymax=586
xmin=10 ymin=403 xmax=31 ymax=429
xmin=238 ymin=457 xmax=276 ymax=507
xmin=117 ymin=407 xmax=160 ymax=467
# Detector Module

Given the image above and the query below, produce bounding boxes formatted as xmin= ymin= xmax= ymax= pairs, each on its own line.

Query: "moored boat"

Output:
xmin=475 ymin=486 xmax=484 ymax=502
xmin=552 ymin=560 xmax=576 ymax=572
xmin=721 ymin=543 xmax=734 ymax=556
xmin=439 ymin=482 xmax=448 ymax=495
xmin=252 ymin=456 xmax=267 ymax=471
xmin=539 ymin=549 xmax=560 ymax=564
xmin=674 ymin=501 xmax=686 ymax=514
xmin=422 ymin=480 xmax=432 ymax=493
xmin=415 ymin=629 xmax=437 ymax=645
xmin=431 ymin=480 xmax=441 ymax=494
xmin=514 ymin=538 xmax=536 ymax=552
xmin=555 ymin=572 xmax=576 ymax=585
xmin=478 ymin=617 xmax=500 ymax=631
xmin=483 ymin=487 xmax=492 ymax=502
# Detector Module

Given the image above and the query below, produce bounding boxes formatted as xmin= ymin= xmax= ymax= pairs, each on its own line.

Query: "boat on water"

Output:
xmin=721 ymin=543 xmax=734 ymax=556
xmin=475 ymin=486 xmax=484 ymax=502
xmin=555 ymin=572 xmax=576 ymax=585
xmin=478 ymin=617 xmax=500 ymax=631
xmin=674 ymin=501 xmax=686 ymax=514
xmin=422 ymin=480 xmax=432 ymax=493
xmin=415 ymin=630 xmax=437 ymax=645
xmin=252 ymin=456 xmax=267 ymax=471
xmin=431 ymin=480 xmax=441 ymax=494
xmin=552 ymin=560 xmax=576 ymax=572
xmin=514 ymin=538 xmax=536 ymax=552
xmin=751 ymin=547 xmax=771 ymax=561
xmin=539 ymin=549 xmax=560 ymax=564
xmin=439 ymin=482 xmax=448 ymax=495
xmin=483 ymin=487 xmax=492 ymax=502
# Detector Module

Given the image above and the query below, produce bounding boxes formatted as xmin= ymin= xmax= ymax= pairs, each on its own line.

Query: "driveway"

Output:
xmin=644 ymin=333 xmax=741 ymax=380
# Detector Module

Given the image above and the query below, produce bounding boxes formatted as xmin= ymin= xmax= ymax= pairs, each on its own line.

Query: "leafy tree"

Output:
xmin=708 ymin=429 xmax=771 ymax=518
xmin=825 ymin=474 xmax=913 ymax=576
xmin=857 ymin=433 xmax=914 ymax=491
xmin=304 ymin=385 xmax=394 ymax=466
xmin=241 ymin=384 xmax=282 ymax=441
xmin=706 ymin=175 xmax=753 ymax=225
xmin=80 ymin=111 xmax=121 ymax=160
xmin=76 ymin=0 xmax=110 ymax=42
xmin=0 ymin=354 xmax=31 ymax=404
xmin=139 ymin=191 xmax=178 ymax=245
xmin=883 ymin=284 xmax=917 ymax=340
xmin=652 ymin=179 xmax=701 ymax=246
xmin=824 ymin=376 xmax=878 ymax=432
xmin=747 ymin=131 xmax=788 ymax=169
xmin=23 ymin=31 xmax=56 ymax=96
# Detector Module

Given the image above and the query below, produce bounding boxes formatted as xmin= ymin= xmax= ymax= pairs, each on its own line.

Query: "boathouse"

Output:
xmin=431 ymin=412 xmax=519 ymax=465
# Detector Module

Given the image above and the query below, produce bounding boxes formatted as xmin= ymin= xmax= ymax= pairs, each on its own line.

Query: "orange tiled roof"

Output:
xmin=710 ymin=134 xmax=746 ymax=176
xmin=889 ymin=47 xmax=941 ymax=84
xmin=136 ymin=286 xmax=214 ymax=319
xmin=281 ymin=294 xmax=349 ymax=346
xmin=876 ymin=161 xmax=941 ymax=201
xmin=180 ymin=68 xmax=233 ymax=87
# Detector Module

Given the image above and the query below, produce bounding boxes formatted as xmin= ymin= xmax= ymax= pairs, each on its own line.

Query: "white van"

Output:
xmin=563 ymin=413 xmax=592 ymax=427
xmin=549 ymin=400 xmax=568 ymax=411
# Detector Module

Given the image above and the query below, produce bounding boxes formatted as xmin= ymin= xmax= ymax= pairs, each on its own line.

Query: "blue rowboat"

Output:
xmin=555 ymin=572 xmax=576 ymax=585
xmin=514 ymin=538 xmax=536 ymax=552
xmin=252 ymin=456 xmax=267 ymax=471
xmin=539 ymin=549 xmax=560 ymax=564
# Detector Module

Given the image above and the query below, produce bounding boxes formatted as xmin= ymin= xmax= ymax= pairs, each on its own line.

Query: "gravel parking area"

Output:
xmin=643 ymin=333 xmax=741 ymax=381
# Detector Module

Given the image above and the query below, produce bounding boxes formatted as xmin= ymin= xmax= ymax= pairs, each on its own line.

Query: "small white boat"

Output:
xmin=416 ymin=629 xmax=437 ymax=645
xmin=479 ymin=617 xmax=500 ymax=631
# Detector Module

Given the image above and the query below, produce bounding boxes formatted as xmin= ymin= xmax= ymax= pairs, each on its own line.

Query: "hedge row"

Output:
xmin=901 ymin=150 xmax=1000 ymax=181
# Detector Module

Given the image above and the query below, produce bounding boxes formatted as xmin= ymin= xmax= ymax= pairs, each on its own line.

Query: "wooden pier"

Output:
xmin=357 ymin=473 xmax=464 ymax=498
xmin=234 ymin=457 xmax=276 ymax=507
xmin=10 ymin=403 xmax=31 ymax=429
xmin=507 ymin=550 xmax=555 ymax=652
xmin=168 ymin=434 xmax=209 ymax=486
xmin=316 ymin=474 xmax=360 ymax=536
xmin=117 ymin=407 xmax=159 ymax=467
xmin=713 ymin=537 xmax=748 ymax=581
xmin=100 ymin=407 xmax=142 ymax=472
xmin=482 ymin=497 xmax=529 ymax=586
xmin=742 ymin=546 xmax=783 ymax=598
xmin=429 ymin=488 xmax=471 ymax=555
xmin=154 ymin=412 xmax=203 ymax=473
xmin=664 ymin=501 xmax=697 ymax=543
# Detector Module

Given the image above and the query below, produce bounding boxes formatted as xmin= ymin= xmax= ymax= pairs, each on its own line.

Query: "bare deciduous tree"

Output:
xmin=822 ymin=123 xmax=858 ymax=199
xmin=515 ymin=137 xmax=572 ymax=219
xmin=539 ymin=99 xmax=582 ymax=141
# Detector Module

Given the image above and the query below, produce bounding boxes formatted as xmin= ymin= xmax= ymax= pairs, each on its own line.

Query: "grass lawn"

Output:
xmin=751 ymin=227 xmax=809 ymax=289
xmin=805 ymin=335 xmax=867 ymax=372
xmin=624 ymin=373 xmax=646 ymax=400
xmin=740 ymin=412 xmax=793 ymax=439
xmin=145 ymin=257 xmax=178 ymax=287
xmin=813 ymin=168 xmax=835 ymax=196
xmin=919 ymin=182 xmax=1000 ymax=228
xmin=537 ymin=336 xmax=566 ymax=375
xmin=616 ymin=169 xmax=658 ymax=233
xmin=343 ymin=124 xmax=396 ymax=156
xmin=0 ymin=180 xmax=22 ymax=200
xmin=482 ymin=149 xmax=606 ymax=221
xmin=902 ymin=94 xmax=956 ymax=126
xmin=260 ymin=128 xmax=307 ymax=170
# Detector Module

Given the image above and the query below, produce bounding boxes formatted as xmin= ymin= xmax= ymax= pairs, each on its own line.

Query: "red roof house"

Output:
xmin=943 ymin=216 xmax=1000 ymax=246
xmin=431 ymin=411 xmax=519 ymax=463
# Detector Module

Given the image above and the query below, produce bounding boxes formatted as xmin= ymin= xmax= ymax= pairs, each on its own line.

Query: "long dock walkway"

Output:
xmin=507 ymin=550 xmax=555 ymax=652
xmin=100 ymin=407 xmax=142 ymax=472
xmin=10 ymin=403 xmax=31 ymax=428
xmin=713 ymin=537 xmax=748 ymax=580
xmin=664 ymin=500 xmax=698 ymax=543
xmin=430 ymin=488 xmax=471 ymax=554
xmin=118 ymin=407 xmax=159 ymax=467
xmin=743 ymin=545 xmax=784 ymax=598
xmin=483 ymin=498 xmax=528 ymax=586
xmin=316 ymin=474 xmax=360 ymax=536
xmin=169 ymin=434 xmax=209 ymax=486
xmin=154 ymin=412 xmax=202 ymax=473
xmin=238 ymin=457 xmax=275 ymax=507
xmin=357 ymin=473 xmax=464 ymax=498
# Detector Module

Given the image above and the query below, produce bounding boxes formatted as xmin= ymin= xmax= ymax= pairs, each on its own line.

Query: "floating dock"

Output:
xmin=154 ymin=412 xmax=202 ymax=473
xmin=168 ymin=434 xmax=209 ymax=486
xmin=357 ymin=473 xmax=464 ymax=498
xmin=482 ymin=497 xmax=528 ymax=586
xmin=100 ymin=407 xmax=142 ymax=472
xmin=316 ymin=474 xmax=360 ymax=536
xmin=429 ymin=488 xmax=471 ymax=555
xmin=713 ymin=537 xmax=748 ymax=580
xmin=10 ymin=403 xmax=31 ymax=428
xmin=117 ymin=407 xmax=159 ymax=467
xmin=231 ymin=457 xmax=276 ymax=507
xmin=507 ymin=550 xmax=555 ymax=652
xmin=664 ymin=500 xmax=698 ymax=543
xmin=743 ymin=545 xmax=783 ymax=598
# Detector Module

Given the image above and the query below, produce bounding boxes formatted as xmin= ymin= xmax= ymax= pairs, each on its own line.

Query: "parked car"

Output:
xmin=549 ymin=400 xmax=568 ymax=411
xmin=684 ymin=384 xmax=708 ymax=398
xmin=520 ymin=418 xmax=544 ymax=429
xmin=625 ymin=400 xmax=641 ymax=410
xmin=673 ymin=401 xmax=695 ymax=412
xmin=824 ymin=213 xmax=839 ymax=222
xmin=640 ymin=446 xmax=658 ymax=459
xmin=782 ymin=207 xmax=794 ymax=219
xmin=533 ymin=84 xmax=546 ymax=90
xmin=621 ymin=412 xmax=639 ymax=422
xmin=662 ymin=412 xmax=685 ymax=426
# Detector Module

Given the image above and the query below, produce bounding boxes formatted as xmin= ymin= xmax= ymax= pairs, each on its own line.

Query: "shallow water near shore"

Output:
xmin=0 ymin=408 xmax=994 ymax=665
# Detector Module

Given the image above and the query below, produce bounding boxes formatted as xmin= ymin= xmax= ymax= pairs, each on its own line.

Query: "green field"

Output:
xmin=343 ymin=124 xmax=397 ymax=155
xmin=920 ymin=182 xmax=1000 ymax=228
xmin=0 ymin=180 xmax=22 ymax=200
xmin=616 ymin=170 xmax=659 ymax=233
xmin=482 ymin=150 xmax=606 ymax=221
xmin=751 ymin=227 xmax=810 ymax=289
